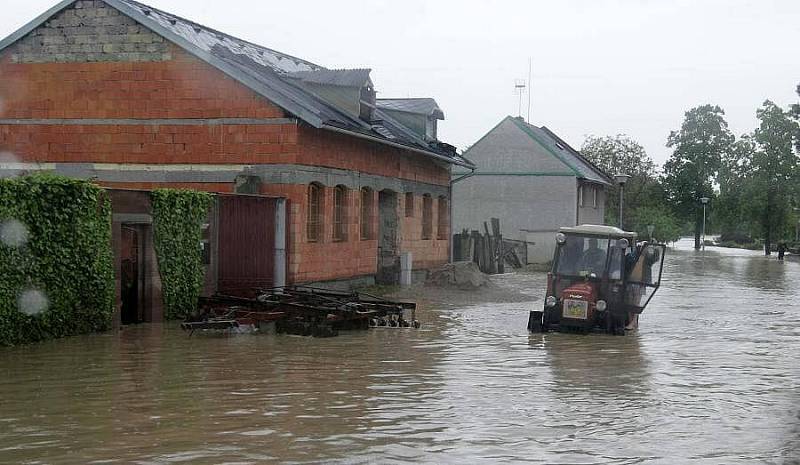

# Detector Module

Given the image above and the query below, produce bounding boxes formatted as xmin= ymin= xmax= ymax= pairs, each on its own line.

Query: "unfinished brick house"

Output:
xmin=0 ymin=0 xmax=473 ymax=287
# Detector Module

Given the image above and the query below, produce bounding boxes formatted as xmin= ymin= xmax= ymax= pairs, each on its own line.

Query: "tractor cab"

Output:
xmin=527 ymin=224 xmax=666 ymax=335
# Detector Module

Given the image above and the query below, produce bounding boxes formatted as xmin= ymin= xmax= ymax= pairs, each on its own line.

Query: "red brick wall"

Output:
xmin=0 ymin=43 xmax=297 ymax=164
xmin=0 ymin=122 xmax=298 ymax=164
xmin=0 ymin=38 xmax=450 ymax=283
xmin=259 ymin=183 xmax=375 ymax=282
xmin=297 ymin=125 xmax=450 ymax=186
xmin=0 ymin=43 xmax=284 ymax=120
xmin=260 ymin=183 xmax=448 ymax=282
xmin=401 ymin=192 xmax=449 ymax=270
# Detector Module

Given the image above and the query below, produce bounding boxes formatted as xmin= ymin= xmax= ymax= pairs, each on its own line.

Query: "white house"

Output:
xmin=452 ymin=116 xmax=612 ymax=263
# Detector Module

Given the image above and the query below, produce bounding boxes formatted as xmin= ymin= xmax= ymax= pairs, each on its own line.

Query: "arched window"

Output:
xmin=422 ymin=194 xmax=433 ymax=240
xmin=307 ymin=183 xmax=324 ymax=242
xmin=437 ymin=195 xmax=448 ymax=240
xmin=333 ymin=185 xmax=348 ymax=241
xmin=405 ymin=192 xmax=415 ymax=217
xmin=360 ymin=187 xmax=374 ymax=240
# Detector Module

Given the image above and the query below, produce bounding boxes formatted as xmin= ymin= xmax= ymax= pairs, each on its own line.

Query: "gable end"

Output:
xmin=7 ymin=0 xmax=170 ymax=64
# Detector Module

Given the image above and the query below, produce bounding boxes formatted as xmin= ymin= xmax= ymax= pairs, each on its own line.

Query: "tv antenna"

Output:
xmin=527 ymin=58 xmax=532 ymax=123
xmin=514 ymin=79 xmax=526 ymax=118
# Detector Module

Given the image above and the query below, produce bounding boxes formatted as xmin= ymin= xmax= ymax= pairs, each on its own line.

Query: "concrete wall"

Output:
xmin=453 ymin=174 xmax=576 ymax=262
xmin=577 ymin=181 xmax=606 ymax=226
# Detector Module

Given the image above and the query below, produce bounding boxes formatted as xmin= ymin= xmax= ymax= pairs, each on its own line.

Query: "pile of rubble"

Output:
xmin=426 ymin=261 xmax=491 ymax=290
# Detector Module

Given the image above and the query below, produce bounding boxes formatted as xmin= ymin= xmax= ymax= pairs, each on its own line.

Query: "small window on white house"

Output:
xmin=592 ymin=187 xmax=598 ymax=209
xmin=578 ymin=185 xmax=584 ymax=207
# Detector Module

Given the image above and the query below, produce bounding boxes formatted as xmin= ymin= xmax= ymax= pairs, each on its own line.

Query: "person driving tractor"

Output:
xmin=578 ymin=238 xmax=606 ymax=275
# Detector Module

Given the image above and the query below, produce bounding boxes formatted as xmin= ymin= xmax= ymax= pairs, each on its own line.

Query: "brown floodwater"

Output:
xmin=1 ymin=239 xmax=799 ymax=464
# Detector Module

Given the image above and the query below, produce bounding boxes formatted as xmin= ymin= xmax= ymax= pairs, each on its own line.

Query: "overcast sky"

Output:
xmin=2 ymin=0 xmax=799 ymax=166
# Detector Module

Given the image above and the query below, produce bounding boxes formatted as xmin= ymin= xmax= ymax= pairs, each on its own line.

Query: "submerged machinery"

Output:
xmin=182 ymin=286 xmax=419 ymax=338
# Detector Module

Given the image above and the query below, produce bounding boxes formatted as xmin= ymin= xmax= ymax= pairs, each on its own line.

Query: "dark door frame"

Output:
xmin=120 ymin=223 xmax=145 ymax=325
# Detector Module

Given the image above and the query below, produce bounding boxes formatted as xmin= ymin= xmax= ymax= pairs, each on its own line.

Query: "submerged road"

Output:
xmin=1 ymin=239 xmax=799 ymax=464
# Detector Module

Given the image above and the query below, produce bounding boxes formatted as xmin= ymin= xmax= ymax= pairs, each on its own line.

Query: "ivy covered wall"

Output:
xmin=0 ymin=174 xmax=115 ymax=346
xmin=151 ymin=189 xmax=213 ymax=320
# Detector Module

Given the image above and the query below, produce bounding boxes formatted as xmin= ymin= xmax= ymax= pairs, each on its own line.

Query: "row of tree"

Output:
xmin=581 ymin=83 xmax=800 ymax=254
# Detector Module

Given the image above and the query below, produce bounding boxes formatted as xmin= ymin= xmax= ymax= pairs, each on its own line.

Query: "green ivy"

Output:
xmin=0 ymin=174 xmax=115 ymax=346
xmin=151 ymin=189 xmax=212 ymax=320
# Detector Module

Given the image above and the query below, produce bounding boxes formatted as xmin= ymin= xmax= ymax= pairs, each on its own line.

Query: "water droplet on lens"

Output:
xmin=18 ymin=289 xmax=49 ymax=316
xmin=0 ymin=151 xmax=20 ymax=178
xmin=0 ymin=219 xmax=29 ymax=248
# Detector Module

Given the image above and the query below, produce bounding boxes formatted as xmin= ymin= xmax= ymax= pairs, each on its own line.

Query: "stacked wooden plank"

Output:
xmin=452 ymin=218 xmax=523 ymax=274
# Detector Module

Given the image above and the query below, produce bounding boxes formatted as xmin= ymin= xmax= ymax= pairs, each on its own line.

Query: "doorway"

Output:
xmin=217 ymin=195 xmax=276 ymax=297
xmin=120 ymin=225 xmax=144 ymax=325
xmin=377 ymin=190 xmax=400 ymax=284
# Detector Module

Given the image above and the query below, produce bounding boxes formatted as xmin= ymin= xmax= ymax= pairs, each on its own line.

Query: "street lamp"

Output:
xmin=614 ymin=173 xmax=631 ymax=230
xmin=700 ymin=197 xmax=710 ymax=250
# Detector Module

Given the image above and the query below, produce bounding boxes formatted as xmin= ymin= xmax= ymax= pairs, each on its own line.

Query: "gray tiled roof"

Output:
xmin=508 ymin=117 xmax=611 ymax=185
xmin=0 ymin=0 xmax=472 ymax=168
xmin=376 ymin=98 xmax=444 ymax=119
xmin=538 ymin=126 xmax=612 ymax=185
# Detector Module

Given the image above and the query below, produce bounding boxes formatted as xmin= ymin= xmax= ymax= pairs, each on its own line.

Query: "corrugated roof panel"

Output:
xmin=376 ymin=98 xmax=444 ymax=118
xmin=288 ymin=69 xmax=372 ymax=88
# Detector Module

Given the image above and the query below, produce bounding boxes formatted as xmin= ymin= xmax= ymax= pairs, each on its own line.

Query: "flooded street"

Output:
xmin=1 ymin=239 xmax=799 ymax=464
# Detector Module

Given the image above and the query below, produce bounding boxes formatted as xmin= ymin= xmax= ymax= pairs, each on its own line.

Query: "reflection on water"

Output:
xmin=1 ymin=239 xmax=799 ymax=464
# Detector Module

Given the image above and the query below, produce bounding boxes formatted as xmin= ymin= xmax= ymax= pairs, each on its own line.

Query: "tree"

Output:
xmin=581 ymin=135 xmax=662 ymax=229
xmin=663 ymin=105 xmax=734 ymax=249
xmin=750 ymin=100 xmax=799 ymax=254
xmin=629 ymin=205 xmax=682 ymax=244
xmin=715 ymin=136 xmax=759 ymax=241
